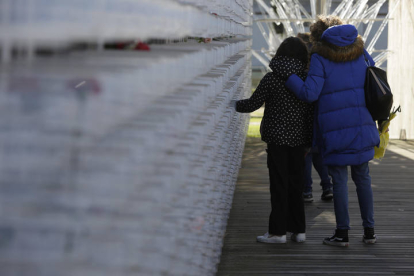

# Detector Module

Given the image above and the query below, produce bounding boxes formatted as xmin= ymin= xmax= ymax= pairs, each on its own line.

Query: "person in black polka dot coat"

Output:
xmin=235 ymin=37 xmax=314 ymax=243
xmin=236 ymin=46 xmax=313 ymax=146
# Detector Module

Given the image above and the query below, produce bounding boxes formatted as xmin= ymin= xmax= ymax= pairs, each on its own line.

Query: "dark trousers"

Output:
xmin=267 ymin=144 xmax=306 ymax=235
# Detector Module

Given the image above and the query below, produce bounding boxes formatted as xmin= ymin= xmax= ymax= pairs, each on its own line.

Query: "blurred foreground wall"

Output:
xmin=0 ymin=1 xmax=253 ymax=275
xmin=388 ymin=0 xmax=414 ymax=139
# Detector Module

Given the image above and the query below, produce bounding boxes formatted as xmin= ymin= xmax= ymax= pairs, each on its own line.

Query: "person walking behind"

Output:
xmin=296 ymin=32 xmax=333 ymax=203
xmin=234 ymin=37 xmax=314 ymax=243
xmin=303 ymin=148 xmax=333 ymax=202
xmin=285 ymin=16 xmax=380 ymax=247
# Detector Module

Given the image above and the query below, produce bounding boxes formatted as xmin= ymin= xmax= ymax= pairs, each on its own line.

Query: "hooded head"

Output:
xmin=321 ymin=24 xmax=358 ymax=46
xmin=310 ymin=18 xmax=364 ymax=62
xmin=269 ymin=37 xmax=308 ymax=79
xmin=309 ymin=15 xmax=344 ymax=43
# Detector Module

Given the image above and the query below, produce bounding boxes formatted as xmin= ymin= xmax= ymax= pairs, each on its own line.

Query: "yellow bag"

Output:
xmin=374 ymin=106 xmax=401 ymax=159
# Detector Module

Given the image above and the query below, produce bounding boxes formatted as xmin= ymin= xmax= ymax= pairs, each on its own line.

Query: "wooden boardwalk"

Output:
xmin=217 ymin=137 xmax=414 ymax=276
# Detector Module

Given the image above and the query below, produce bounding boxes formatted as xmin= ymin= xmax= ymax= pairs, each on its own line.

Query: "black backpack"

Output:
xmin=364 ymin=53 xmax=393 ymax=121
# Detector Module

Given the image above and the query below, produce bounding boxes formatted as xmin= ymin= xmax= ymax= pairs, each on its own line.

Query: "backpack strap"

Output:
xmin=363 ymin=50 xmax=371 ymax=67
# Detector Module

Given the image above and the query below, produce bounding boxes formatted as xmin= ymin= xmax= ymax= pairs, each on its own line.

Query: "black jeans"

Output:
xmin=267 ymin=144 xmax=306 ymax=235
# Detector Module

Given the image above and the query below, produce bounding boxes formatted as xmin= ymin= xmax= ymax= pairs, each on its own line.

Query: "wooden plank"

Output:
xmin=217 ymin=138 xmax=414 ymax=275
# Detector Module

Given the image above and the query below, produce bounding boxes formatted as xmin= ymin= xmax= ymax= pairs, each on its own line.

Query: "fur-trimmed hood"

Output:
xmin=311 ymin=24 xmax=364 ymax=63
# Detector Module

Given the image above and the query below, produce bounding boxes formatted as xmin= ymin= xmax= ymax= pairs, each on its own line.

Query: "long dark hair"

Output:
xmin=275 ymin=37 xmax=309 ymax=67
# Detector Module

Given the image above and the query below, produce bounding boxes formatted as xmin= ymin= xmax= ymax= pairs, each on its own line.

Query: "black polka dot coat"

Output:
xmin=236 ymin=56 xmax=314 ymax=147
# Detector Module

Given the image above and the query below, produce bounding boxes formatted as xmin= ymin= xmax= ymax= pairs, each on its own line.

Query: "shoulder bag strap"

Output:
xmin=363 ymin=50 xmax=371 ymax=67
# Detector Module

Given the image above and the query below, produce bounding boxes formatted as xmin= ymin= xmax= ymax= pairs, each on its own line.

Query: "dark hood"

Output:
xmin=311 ymin=24 xmax=364 ymax=62
xmin=269 ymin=56 xmax=306 ymax=79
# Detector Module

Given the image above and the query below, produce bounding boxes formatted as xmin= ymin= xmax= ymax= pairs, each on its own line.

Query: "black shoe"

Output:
xmin=321 ymin=189 xmax=333 ymax=201
xmin=303 ymin=193 xmax=313 ymax=202
xmin=363 ymin=227 xmax=377 ymax=244
xmin=323 ymin=229 xmax=349 ymax=247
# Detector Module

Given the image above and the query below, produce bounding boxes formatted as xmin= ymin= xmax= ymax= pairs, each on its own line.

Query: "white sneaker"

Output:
xmin=256 ymin=232 xmax=287 ymax=243
xmin=291 ymin=233 xmax=306 ymax=242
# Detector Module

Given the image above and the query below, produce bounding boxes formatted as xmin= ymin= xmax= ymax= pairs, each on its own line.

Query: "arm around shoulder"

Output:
xmin=285 ymin=54 xmax=325 ymax=103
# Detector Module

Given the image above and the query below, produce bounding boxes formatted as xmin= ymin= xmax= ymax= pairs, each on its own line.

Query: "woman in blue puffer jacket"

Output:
xmin=285 ymin=16 xmax=380 ymax=247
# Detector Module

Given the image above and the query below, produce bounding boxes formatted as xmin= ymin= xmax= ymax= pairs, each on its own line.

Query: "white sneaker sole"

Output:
xmin=363 ymin=238 xmax=377 ymax=244
xmin=291 ymin=233 xmax=306 ymax=242
xmin=257 ymin=236 xmax=287 ymax=244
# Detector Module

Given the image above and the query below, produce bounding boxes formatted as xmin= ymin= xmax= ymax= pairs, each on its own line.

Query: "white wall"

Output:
xmin=387 ymin=0 xmax=414 ymax=139
xmin=0 ymin=1 xmax=253 ymax=275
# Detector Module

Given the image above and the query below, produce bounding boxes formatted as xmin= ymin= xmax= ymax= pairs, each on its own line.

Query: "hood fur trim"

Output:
xmin=311 ymin=35 xmax=364 ymax=62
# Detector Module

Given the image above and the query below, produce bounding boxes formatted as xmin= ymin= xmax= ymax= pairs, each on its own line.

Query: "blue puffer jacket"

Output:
xmin=286 ymin=24 xmax=380 ymax=166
